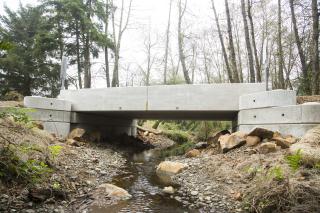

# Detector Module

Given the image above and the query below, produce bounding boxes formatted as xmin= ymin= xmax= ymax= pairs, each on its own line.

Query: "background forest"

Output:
xmin=0 ymin=0 xmax=319 ymax=97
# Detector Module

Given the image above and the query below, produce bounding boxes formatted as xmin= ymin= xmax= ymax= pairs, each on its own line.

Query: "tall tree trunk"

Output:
xmin=241 ymin=0 xmax=255 ymax=82
xmin=247 ymin=0 xmax=261 ymax=82
xmin=83 ymin=0 xmax=92 ymax=88
xmin=289 ymin=0 xmax=310 ymax=93
xmin=178 ymin=0 xmax=191 ymax=84
xmin=75 ymin=21 xmax=82 ymax=89
xmin=312 ymin=0 xmax=319 ymax=94
xmin=105 ymin=0 xmax=110 ymax=87
xmin=211 ymin=0 xmax=234 ymax=83
xmin=163 ymin=0 xmax=172 ymax=84
xmin=277 ymin=0 xmax=285 ymax=89
xmin=225 ymin=0 xmax=239 ymax=82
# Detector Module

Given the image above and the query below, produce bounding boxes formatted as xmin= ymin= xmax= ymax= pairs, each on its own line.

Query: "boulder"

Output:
xmin=66 ymin=139 xmax=81 ymax=147
xmin=194 ymin=142 xmax=208 ymax=149
xmin=163 ymin=186 xmax=175 ymax=194
xmin=68 ymin=128 xmax=85 ymax=141
xmin=156 ymin=161 xmax=187 ymax=184
xmin=258 ymin=142 xmax=277 ymax=154
xmin=185 ymin=149 xmax=200 ymax=158
xmin=272 ymin=136 xmax=296 ymax=149
xmin=289 ymin=125 xmax=320 ymax=164
xmin=32 ymin=121 xmax=44 ymax=130
xmin=208 ymin=129 xmax=230 ymax=145
xmin=219 ymin=133 xmax=246 ymax=153
xmin=246 ymin=136 xmax=261 ymax=147
xmin=248 ymin=127 xmax=274 ymax=140
xmin=233 ymin=131 xmax=248 ymax=139
xmin=96 ymin=184 xmax=132 ymax=200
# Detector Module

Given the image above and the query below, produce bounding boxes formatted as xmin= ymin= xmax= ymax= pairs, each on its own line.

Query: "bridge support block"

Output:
xmin=24 ymin=97 xmax=137 ymax=138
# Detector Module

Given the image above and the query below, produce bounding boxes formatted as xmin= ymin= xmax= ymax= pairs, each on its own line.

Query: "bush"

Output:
xmin=2 ymin=91 xmax=24 ymax=101
xmin=0 ymin=107 xmax=35 ymax=128
xmin=0 ymin=147 xmax=52 ymax=184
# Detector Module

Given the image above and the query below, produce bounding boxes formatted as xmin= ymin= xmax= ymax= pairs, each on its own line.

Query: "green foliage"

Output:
xmin=0 ymin=107 xmax=34 ymax=125
xmin=285 ymin=149 xmax=302 ymax=171
xmin=161 ymin=141 xmax=194 ymax=157
xmin=0 ymin=5 xmax=60 ymax=96
xmin=162 ymin=129 xmax=190 ymax=144
xmin=0 ymin=147 xmax=52 ymax=184
xmin=49 ymin=145 xmax=63 ymax=160
xmin=268 ymin=166 xmax=285 ymax=181
xmin=52 ymin=182 xmax=61 ymax=189
xmin=314 ymin=162 xmax=320 ymax=170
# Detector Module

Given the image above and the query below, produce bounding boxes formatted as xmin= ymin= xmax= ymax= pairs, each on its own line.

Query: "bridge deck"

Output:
xmin=58 ymin=83 xmax=265 ymax=120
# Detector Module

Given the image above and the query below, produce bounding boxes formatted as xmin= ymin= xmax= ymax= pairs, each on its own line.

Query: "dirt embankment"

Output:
xmin=156 ymin=127 xmax=320 ymax=212
xmin=0 ymin=117 xmax=128 ymax=213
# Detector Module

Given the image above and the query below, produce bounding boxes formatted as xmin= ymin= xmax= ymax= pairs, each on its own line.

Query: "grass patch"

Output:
xmin=162 ymin=129 xmax=190 ymax=144
xmin=285 ymin=149 xmax=302 ymax=171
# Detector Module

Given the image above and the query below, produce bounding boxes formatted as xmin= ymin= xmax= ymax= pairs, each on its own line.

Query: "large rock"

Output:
xmin=246 ymin=136 xmax=261 ymax=147
xmin=258 ymin=142 xmax=278 ymax=154
xmin=156 ymin=161 xmax=187 ymax=184
xmin=208 ymin=130 xmax=230 ymax=145
xmin=68 ymin=128 xmax=85 ymax=141
xmin=185 ymin=149 xmax=200 ymax=158
xmin=248 ymin=127 xmax=274 ymax=140
xmin=272 ymin=136 xmax=296 ymax=149
xmin=290 ymin=125 xmax=320 ymax=164
xmin=194 ymin=142 xmax=208 ymax=149
xmin=219 ymin=133 xmax=246 ymax=153
xmin=95 ymin=184 xmax=132 ymax=200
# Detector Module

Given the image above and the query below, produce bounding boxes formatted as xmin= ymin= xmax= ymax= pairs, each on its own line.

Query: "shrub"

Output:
xmin=0 ymin=107 xmax=34 ymax=125
xmin=49 ymin=145 xmax=63 ymax=160
xmin=0 ymin=147 xmax=52 ymax=184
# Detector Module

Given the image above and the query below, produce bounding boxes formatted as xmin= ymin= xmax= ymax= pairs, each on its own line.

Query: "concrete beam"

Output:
xmin=24 ymin=96 xmax=71 ymax=111
xmin=239 ymin=90 xmax=296 ymax=110
xmin=238 ymin=103 xmax=320 ymax=125
xmin=28 ymin=109 xmax=71 ymax=122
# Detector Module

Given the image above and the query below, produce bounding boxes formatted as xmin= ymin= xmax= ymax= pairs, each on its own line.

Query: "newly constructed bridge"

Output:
xmin=24 ymin=83 xmax=320 ymax=137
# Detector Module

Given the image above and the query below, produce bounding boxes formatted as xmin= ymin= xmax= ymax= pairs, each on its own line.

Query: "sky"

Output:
xmin=0 ymin=0 xmax=225 ymax=88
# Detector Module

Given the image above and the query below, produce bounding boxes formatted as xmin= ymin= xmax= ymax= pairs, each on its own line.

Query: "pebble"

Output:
xmin=191 ymin=191 xmax=198 ymax=196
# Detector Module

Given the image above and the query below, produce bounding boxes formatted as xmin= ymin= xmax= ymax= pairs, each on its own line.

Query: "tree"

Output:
xmin=241 ymin=0 xmax=255 ymax=83
xmin=276 ymin=0 xmax=285 ymax=89
xmin=247 ymin=0 xmax=261 ymax=82
xmin=139 ymin=31 xmax=157 ymax=86
xmin=311 ymin=0 xmax=319 ymax=94
xmin=289 ymin=0 xmax=310 ymax=93
xmin=163 ymin=0 xmax=173 ymax=84
xmin=178 ymin=0 xmax=191 ymax=84
xmin=0 ymin=5 xmax=60 ymax=96
xmin=104 ymin=0 xmax=111 ymax=87
xmin=111 ymin=0 xmax=133 ymax=87
xmin=211 ymin=0 xmax=234 ymax=83
xmin=225 ymin=0 xmax=239 ymax=83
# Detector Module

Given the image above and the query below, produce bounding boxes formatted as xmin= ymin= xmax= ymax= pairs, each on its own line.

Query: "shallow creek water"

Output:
xmin=89 ymin=149 xmax=196 ymax=213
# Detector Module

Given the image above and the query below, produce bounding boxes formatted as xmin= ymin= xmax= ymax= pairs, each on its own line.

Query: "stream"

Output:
xmin=89 ymin=148 xmax=195 ymax=213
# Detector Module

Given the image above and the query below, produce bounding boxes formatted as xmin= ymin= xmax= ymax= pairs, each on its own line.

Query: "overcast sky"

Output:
xmin=0 ymin=0 xmax=225 ymax=88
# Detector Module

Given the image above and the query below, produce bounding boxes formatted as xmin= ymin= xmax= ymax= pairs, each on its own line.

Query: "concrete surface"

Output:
xmin=24 ymin=96 xmax=71 ymax=111
xmin=238 ymin=124 xmax=319 ymax=137
xmin=42 ymin=121 xmax=70 ymax=138
xmin=238 ymin=103 xmax=320 ymax=125
xmin=59 ymin=84 xmax=266 ymax=119
xmin=239 ymin=90 xmax=296 ymax=110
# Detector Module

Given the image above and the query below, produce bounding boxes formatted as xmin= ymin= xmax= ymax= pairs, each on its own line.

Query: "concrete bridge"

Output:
xmin=24 ymin=83 xmax=320 ymax=138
